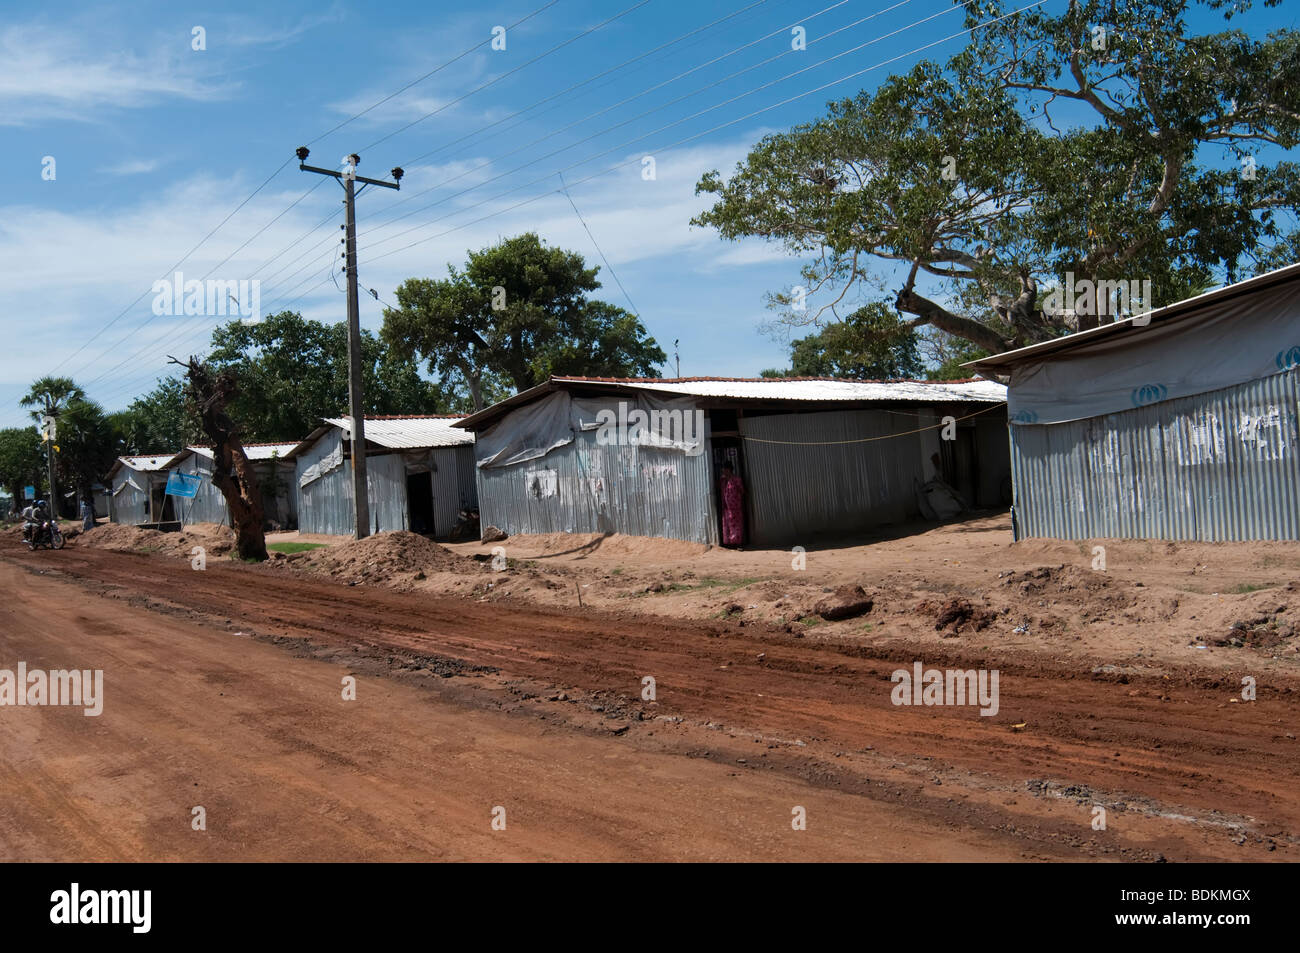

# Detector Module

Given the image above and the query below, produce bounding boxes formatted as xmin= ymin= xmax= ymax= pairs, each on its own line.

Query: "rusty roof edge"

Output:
xmin=964 ymin=260 xmax=1300 ymax=372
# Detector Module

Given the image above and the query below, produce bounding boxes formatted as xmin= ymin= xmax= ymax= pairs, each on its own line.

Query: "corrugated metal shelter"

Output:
xmin=106 ymin=454 xmax=176 ymax=525
xmin=285 ymin=416 xmax=477 ymax=537
xmin=161 ymin=443 xmax=300 ymax=529
xmin=967 ymin=261 xmax=1300 ymax=541
xmin=455 ymin=377 xmax=1009 ymax=545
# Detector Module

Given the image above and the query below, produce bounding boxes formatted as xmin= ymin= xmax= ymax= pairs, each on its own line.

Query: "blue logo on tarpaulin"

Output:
xmin=1011 ymin=409 xmax=1039 ymax=424
xmin=1131 ymin=383 xmax=1168 ymax=407
xmin=165 ymin=471 xmax=202 ymax=498
xmin=1276 ymin=346 xmax=1300 ymax=370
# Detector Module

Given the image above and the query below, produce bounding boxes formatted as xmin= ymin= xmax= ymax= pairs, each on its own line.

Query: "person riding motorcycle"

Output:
xmin=23 ymin=499 xmax=50 ymax=544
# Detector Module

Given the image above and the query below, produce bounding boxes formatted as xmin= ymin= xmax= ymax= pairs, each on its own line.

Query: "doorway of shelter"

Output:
xmin=406 ymin=471 xmax=435 ymax=535
xmin=711 ymin=438 xmax=748 ymax=547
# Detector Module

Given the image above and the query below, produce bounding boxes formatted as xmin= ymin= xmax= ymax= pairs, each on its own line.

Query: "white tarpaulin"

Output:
xmin=298 ymin=443 xmax=343 ymax=487
xmin=477 ymin=390 xmax=703 ymax=468
xmin=1008 ymin=282 xmax=1300 ymax=425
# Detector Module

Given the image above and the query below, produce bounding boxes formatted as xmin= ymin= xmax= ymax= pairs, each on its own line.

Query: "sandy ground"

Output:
xmin=431 ymin=512 xmax=1300 ymax=677
xmin=1 ymin=555 xmax=1035 ymax=862
xmin=2 ymin=517 xmax=1298 ymax=861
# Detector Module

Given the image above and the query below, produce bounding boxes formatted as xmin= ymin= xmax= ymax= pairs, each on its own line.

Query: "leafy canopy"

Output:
xmin=205 ymin=310 xmax=455 ymax=441
xmin=383 ymin=233 xmax=665 ymax=410
xmin=694 ymin=0 xmax=1299 ymax=356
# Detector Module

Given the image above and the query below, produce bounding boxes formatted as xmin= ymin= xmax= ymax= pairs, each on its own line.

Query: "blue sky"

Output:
xmin=1 ymin=0 xmax=1295 ymax=429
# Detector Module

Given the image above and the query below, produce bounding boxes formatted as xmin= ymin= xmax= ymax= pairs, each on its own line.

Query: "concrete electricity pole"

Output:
xmin=295 ymin=148 xmax=402 ymax=539
xmin=41 ymin=414 xmax=56 ymax=515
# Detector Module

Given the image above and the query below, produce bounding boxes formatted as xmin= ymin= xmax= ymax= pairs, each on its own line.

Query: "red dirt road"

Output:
xmin=1 ymin=536 xmax=1297 ymax=861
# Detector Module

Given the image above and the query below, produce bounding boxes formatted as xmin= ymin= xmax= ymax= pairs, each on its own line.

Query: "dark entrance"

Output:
xmin=710 ymin=435 xmax=747 ymax=547
xmin=406 ymin=471 xmax=434 ymax=535
xmin=939 ymin=426 xmax=978 ymax=506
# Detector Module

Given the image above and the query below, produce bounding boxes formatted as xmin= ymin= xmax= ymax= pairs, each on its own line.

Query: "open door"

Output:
xmin=406 ymin=471 xmax=434 ymax=535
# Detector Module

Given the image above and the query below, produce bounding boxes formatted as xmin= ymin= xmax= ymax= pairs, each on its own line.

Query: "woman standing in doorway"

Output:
xmin=719 ymin=461 xmax=745 ymax=547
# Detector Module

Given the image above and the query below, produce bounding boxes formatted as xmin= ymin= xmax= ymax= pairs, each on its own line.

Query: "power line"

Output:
xmin=364 ymin=0 xmax=655 ymax=156
xmin=84 ymin=0 xmax=1041 ymax=411
xmin=19 ymin=0 xmax=567 ymax=411
xmin=365 ymin=0 xmax=859 ymax=236
xmin=558 ymin=172 xmax=639 ymax=317
xmin=308 ymin=0 xmax=562 ymax=148
xmin=72 ymin=1 xmax=777 ymax=401
xmin=358 ymin=0 xmax=1046 ymax=268
xmin=358 ymin=0 xmax=970 ymax=260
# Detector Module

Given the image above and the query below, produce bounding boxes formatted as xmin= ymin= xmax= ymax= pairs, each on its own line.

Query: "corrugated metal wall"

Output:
xmin=171 ymin=455 xmax=297 ymax=529
xmin=429 ymin=445 xmax=478 ymax=537
xmin=1009 ymin=368 xmax=1300 ymax=540
xmin=740 ymin=409 xmax=928 ymax=545
xmin=295 ymin=429 xmax=476 ymax=537
xmin=109 ymin=469 xmax=152 ymax=525
xmin=174 ymin=454 xmax=228 ymax=526
xmin=475 ymin=424 xmax=718 ymax=543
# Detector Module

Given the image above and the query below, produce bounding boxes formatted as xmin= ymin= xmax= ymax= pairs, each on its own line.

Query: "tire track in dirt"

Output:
xmin=6 ymin=539 xmax=1297 ymax=859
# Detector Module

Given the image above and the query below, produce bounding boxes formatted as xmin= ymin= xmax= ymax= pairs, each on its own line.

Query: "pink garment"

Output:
xmin=721 ymin=474 xmax=745 ymax=545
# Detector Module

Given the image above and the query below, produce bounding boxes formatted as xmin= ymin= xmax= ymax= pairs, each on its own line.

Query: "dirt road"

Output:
xmin=1 ymin=535 xmax=1296 ymax=860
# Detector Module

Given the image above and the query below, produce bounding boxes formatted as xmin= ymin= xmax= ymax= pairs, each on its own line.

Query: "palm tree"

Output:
xmin=20 ymin=376 xmax=84 ymax=423
xmin=19 ymin=376 xmax=86 ymax=518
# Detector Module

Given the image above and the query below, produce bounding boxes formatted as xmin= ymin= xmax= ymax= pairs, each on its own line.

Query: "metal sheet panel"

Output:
xmin=1009 ymin=368 xmax=1300 ymax=540
xmin=739 ymin=408 xmax=927 ymax=545
xmin=323 ymin=416 xmax=473 ymax=449
xmin=557 ymin=377 xmax=1006 ymax=403
xmin=109 ymin=468 xmax=151 ymax=525
xmin=173 ymin=453 xmax=228 ymax=527
xmin=475 ymin=419 xmax=717 ymax=544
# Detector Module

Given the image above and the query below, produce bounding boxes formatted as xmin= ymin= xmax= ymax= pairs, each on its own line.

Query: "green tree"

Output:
xmin=204 ymin=310 xmax=454 ymax=441
xmin=694 ymin=0 xmax=1300 ymax=356
xmin=760 ymin=302 xmax=924 ymax=379
xmin=111 ymin=376 xmax=202 ymax=454
xmin=383 ymin=233 xmax=665 ymax=409
xmin=0 ymin=427 xmax=44 ymax=511
xmin=56 ymin=398 xmax=118 ymax=504
xmin=20 ymin=376 xmax=86 ymax=516
xmin=19 ymin=376 xmax=84 ymax=424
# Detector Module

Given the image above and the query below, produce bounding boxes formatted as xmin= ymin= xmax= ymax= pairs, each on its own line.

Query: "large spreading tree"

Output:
xmin=694 ymin=0 xmax=1300 ymax=359
xmin=382 ymin=233 xmax=666 ymax=410
xmin=205 ymin=310 xmax=456 ymax=440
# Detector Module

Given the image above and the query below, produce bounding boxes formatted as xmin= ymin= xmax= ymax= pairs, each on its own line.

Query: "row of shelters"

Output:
xmin=106 ymin=263 xmax=1299 ymax=546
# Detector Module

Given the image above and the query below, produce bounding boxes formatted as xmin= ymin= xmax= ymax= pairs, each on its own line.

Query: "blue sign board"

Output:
xmin=165 ymin=471 xmax=202 ymax=499
xmin=23 ymin=485 xmax=35 ymax=499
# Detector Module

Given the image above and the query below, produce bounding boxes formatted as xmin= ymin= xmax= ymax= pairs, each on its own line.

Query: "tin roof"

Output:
xmin=285 ymin=416 xmax=474 ymax=457
xmin=455 ymin=376 xmax=1006 ymax=431
xmin=114 ymin=454 xmax=174 ymax=472
xmin=106 ymin=453 xmax=177 ymax=481
xmin=965 ymin=260 xmax=1300 ymax=372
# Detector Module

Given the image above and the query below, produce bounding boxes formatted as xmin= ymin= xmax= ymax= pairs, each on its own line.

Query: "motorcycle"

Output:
xmin=25 ymin=520 xmax=64 ymax=551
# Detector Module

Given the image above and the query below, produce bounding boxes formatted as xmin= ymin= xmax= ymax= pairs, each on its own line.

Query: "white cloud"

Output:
xmin=0 ymin=23 xmax=232 ymax=125
xmin=101 ymin=158 xmax=162 ymax=176
xmin=0 ymin=133 xmax=802 ymax=426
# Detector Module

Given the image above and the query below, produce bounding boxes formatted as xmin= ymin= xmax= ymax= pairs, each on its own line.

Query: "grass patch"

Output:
xmin=798 ymin=615 xmax=824 ymax=627
xmin=1229 ymin=582 xmax=1273 ymax=594
xmin=267 ymin=542 xmax=326 ymax=554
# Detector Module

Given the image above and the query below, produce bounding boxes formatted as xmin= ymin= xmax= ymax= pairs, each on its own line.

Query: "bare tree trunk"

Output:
xmin=171 ymin=356 xmax=267 ymax=561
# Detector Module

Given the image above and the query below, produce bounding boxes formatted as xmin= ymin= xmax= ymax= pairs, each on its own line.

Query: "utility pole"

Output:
xmin=296 ymin=147 xmax=402 ymax=539
xmin=41 ymin=414 xmax=56 ymax=515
